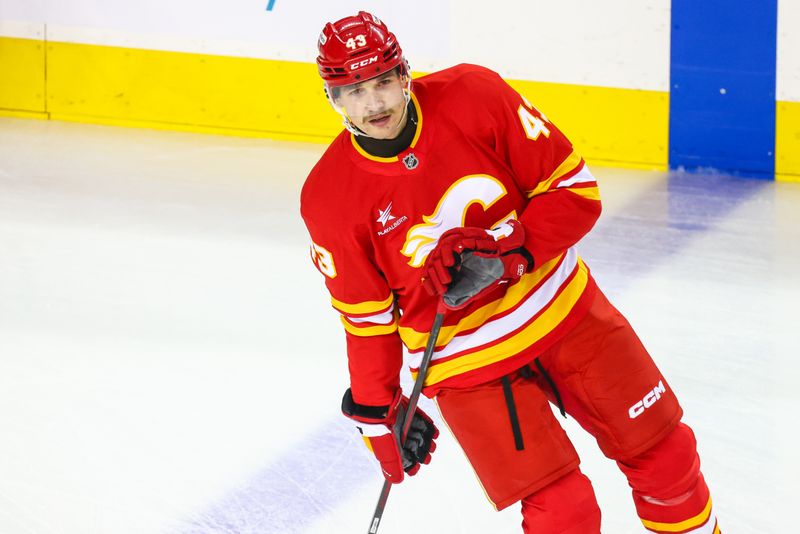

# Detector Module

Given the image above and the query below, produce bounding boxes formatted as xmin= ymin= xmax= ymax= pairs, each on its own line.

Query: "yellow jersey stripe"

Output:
xmin=564 ymin=186 xmax=601 ymax=201
xmin=407 ymin=248 xmax=580 ymax=367
xmin=331 ymin=294 xmax=394 ymax=315
xmin=640 ymin=497 xmax=713 ymax=532
xmin=409 ymin=92 xmax=423 ymax=147
xmin=341 ymin=316 xmax=399 ymax=337
xmin=527 ymin=150 xmax=583 ymax=198
xmin=413 ymin=259 xmax=588 ymax=385
xmin=398 ymin=253 xmax=565 ymax=350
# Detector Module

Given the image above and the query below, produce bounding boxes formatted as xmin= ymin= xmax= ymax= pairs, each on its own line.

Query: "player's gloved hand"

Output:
xmin=342 ymin=388 xmax=438 ymax=484
xmin=421 ymin=219 xmax=533 ymax=308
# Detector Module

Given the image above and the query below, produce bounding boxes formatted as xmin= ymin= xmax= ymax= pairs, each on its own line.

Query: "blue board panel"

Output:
xmin=669 ymin=1 xmax=777 ymax=178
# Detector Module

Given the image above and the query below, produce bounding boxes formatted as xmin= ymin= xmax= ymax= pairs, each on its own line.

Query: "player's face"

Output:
xmin=334 ymin=71 xmax=408 ymax=139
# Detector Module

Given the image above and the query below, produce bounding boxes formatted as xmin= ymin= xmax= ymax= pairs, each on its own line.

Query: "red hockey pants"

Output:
xmin=437 ymin=289 xmax=719 ymax=533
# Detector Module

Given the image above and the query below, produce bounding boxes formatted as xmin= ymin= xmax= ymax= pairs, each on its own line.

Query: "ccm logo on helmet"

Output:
xmin=350 ymin=55 xmax=379 ymax=70
xmin=628 ymin=380 xmax=667 ymax=419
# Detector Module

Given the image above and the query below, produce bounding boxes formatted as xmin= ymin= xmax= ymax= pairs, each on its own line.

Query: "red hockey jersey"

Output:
xmin=301 ymin=64 xmax=601 ymax=406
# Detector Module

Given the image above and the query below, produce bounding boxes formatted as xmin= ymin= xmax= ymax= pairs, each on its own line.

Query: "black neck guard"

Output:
xmin=354 ymin=101 xmax=418 ymax=158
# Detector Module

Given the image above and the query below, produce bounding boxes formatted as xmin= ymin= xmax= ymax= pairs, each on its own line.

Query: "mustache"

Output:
xmin=363 ymin=110 xmax=391 ymax=121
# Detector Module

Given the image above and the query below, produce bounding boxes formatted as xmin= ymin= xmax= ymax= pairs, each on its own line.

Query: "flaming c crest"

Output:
xmin=401 ymin=175 xmax=508 ymax=267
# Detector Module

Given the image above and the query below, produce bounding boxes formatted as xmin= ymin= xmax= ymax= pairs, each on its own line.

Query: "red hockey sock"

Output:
xmin=520 ymin=469 xmax=601 ymax=534
xmin=617 ymin=423 xmax=720 ymax=533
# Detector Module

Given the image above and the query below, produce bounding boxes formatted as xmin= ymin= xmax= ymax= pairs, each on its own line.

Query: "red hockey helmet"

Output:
xmin=316 ymin=12 xmax=406 ymax=88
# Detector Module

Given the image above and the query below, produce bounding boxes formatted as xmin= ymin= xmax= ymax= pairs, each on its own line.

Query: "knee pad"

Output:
xmin=617 ymin=422 xmax=701 ymax=501
xmin=521 ymin=469 xmax=601 ymax=534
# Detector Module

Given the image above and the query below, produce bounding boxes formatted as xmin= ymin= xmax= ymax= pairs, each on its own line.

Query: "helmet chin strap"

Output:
xmin=341 ymin=110 xmax=365 ymax=137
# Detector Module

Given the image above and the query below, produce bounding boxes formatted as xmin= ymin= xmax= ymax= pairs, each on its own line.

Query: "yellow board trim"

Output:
xmin=399 ymin=253 xmax=564 ymax=350
xmin=527 ymin=149 xmax=583 ymax=197
xmin=8 ymin=37 xmax=790 ymax=180
xmin=0 ymin=109 xmax=49 ymax=120
xmin=340 ymin=316 xmax=399 ymax=337
xmin=0 ymin=37 xmax=46 ymax=112
xmin=44 ymin=40 xmax=342 ymax=142
xmin=640 ymin=496 xmax=713 ymax=532
xmin=331 ymin=294 xmax=394 ymax=315
xmin=412 ymin=259 xmax=589 ymax=386
xmin=0 ymin=37 xmax=670 ymax=170
xmin=776 ymin=100 xmax=800 ymax=181
xmin=47 ymin=111 xmax=329 ymax=142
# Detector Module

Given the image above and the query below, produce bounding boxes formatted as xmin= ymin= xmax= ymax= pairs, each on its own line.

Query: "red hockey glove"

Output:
xmin=341 ymin=388 xmax=439 ymax=484
xmin=421 ymin=219 xmax=533 ymax=308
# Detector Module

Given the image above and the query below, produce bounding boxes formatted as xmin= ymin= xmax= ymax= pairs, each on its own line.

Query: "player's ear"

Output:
xmin=398 ymin=61 xmax=412 ymax=98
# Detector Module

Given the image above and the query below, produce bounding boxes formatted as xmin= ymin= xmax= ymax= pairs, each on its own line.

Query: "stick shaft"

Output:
xmin=367 ymin=311 xmax=446 ymax=534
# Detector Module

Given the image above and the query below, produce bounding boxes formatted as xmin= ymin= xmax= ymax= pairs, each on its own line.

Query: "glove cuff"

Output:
xmin=493 ymin=219 xmax=534 ymax=272
xmin=503 ymin=246 xmax=535 ymax=272
xmin=341 ymin=388 xmax=402 ymax=426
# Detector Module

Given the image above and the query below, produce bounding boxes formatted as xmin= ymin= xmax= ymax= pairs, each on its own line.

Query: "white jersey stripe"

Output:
xmin=557 ymin=166 xmax=596 ymax=188
xmin=409 ymin=247 xmax=579 ymax=368
xmin=345 ymin=309 xmax=395 ymax=325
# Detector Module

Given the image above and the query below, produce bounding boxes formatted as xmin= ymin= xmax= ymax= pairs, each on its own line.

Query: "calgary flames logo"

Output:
xmin=401 ymin=175 xmax=509 ymax=267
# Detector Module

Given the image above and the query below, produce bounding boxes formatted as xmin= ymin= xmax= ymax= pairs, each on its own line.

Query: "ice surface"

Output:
xmin=0 ymin=118 xmax=798 ymax=533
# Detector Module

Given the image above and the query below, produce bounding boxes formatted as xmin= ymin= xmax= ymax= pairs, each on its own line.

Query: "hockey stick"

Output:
xmin=367 ymin=304 xmax=447 ymax=534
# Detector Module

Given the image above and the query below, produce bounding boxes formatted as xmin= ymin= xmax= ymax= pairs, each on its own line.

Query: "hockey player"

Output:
xmin=301 ymin=11 xmax=721 ymax=534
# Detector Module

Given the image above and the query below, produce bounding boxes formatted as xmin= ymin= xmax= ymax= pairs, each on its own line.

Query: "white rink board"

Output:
xmin=4 ymin=1 xmax=798 ymax=97
xmin=777 ymin=0 xmax=800 ymax=101
xmin=0 ymin=0 xmax=668 ymax=90
xmin=447 ymin=0 xmax=671 ymax=91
